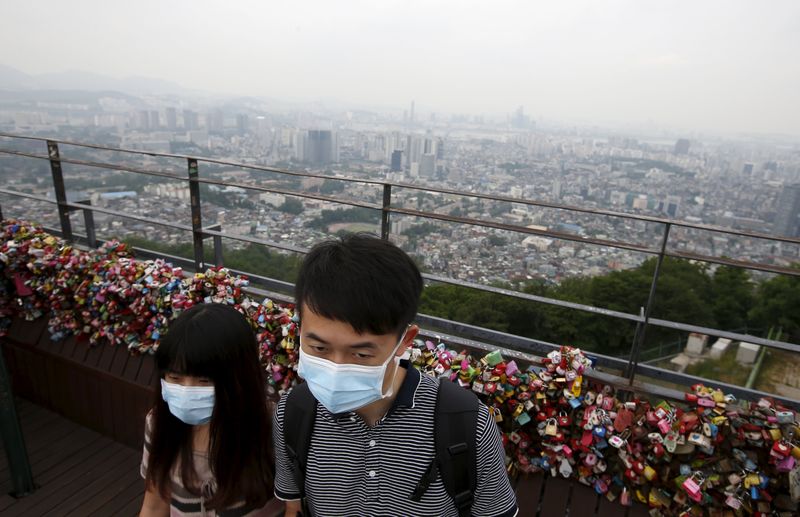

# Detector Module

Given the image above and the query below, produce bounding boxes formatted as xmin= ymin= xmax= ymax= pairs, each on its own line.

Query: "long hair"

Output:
xmin=145 ymin=302 xmax=273 ymax=509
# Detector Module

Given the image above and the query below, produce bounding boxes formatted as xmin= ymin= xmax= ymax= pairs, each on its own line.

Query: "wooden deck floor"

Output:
xmin=0 ymin=399 xmax=144 ymax=516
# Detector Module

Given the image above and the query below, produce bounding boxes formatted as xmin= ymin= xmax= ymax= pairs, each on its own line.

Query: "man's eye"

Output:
xmin=354 ymin=353 xmax=372 ymax=359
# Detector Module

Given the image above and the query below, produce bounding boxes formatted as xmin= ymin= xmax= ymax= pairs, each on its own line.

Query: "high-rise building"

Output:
xmin=136 ymin=110 xmax=150 ymax=130
xmin=774 ymin=184 xmax=800 ymax=237
xmin=391 ymin=150 xmax=403 ymax=172
xmin=410 ymin=100 xmax=415 ymax=124
xmin=183 ymin=110 xmax=199 ymax=130
xmin=674 ymin=139 xmax=691 ymax=155
xmin=298 ymin=130 xmax=338 ymax=165
xmin=165 ymin=108 xmax=177 ymax=130
xmin=208 ymin=109 xmax=224 ymax=133
xmin=742 ymin=163 xmax=754 ymax=175
xmin=420 ymin=153 xmax=436 ymax=178
xmin=665 ymin=195 xmax=681 ymax=218
xmin=236 ymin=114 xmax=249 ymax=134
xmin=149 ymin=110 xmax=160 ymax=129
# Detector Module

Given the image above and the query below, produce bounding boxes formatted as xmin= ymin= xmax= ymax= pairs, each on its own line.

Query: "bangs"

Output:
xmin=158 ymin=330 xmax=219 ymax=379
xmin=156 ymin=303 xmax=251 ymax=380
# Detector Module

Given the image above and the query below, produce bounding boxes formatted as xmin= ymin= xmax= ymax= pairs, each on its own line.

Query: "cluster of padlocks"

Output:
xmin=410 ymin=339 xmax=800 ymax=515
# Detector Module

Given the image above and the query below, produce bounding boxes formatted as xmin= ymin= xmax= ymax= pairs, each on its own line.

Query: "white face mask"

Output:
xmin=161 ymin=380 xmax=215 ymax=425
xmin=296 ymin=330 xmax=407 ymax=414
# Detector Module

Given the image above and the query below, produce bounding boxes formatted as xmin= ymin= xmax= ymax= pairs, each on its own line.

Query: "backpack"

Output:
xmin=283 ymin=377 xmax=479 ymax=517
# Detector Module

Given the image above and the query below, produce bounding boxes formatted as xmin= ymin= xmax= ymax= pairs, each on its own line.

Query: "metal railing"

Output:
xmin=1 ymin=132 xmax=799 ymax=408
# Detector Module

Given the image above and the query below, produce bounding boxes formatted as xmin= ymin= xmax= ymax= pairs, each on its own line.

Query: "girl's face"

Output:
xmin=164 ymin=372 xmax=213 ymax=387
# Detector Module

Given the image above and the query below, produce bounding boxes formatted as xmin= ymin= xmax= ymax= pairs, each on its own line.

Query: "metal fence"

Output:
xmin=1 ymin=132 xmax=799 ymax=407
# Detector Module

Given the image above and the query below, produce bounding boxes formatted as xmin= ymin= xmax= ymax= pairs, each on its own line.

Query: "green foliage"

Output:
xmin=278 ymin=197 xmax=304 ymax=215
xmin=749 ymin=266 xmax=800 ymax=343
xmin=419 ymin=258 xmax=798 ymax=357
xmin=402 ymin=222 xmax=445 ymax=239
xmin=306 ymin=207 xmax=377 ymax=230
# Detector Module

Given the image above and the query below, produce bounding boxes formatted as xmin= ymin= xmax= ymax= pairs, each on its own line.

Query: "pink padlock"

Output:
xmin=776 ymin=455 xmax=796 ymax=473
xmin=584 ymin=453 xmax=598 ymax=466
xmin=682 ymin=473 xmax=705 ymax=502
xmin=658 ymin=418 xmax=672 ymax=434
xmin=697 ymin=397 xmax=716 ymax=408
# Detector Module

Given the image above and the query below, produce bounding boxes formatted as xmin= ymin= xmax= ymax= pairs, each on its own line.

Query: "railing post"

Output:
xmin=47 ymin=140 xmax=73 ymax=242
xmin=381 ymin=184 xmax=392 ymax=240
xmin=203 ymin=224 xmax=223 ymax=267
xmin=626 ymin=222 xmax=671 ymax=383
xmin=0 ymin=344 xmax=36 ymax=497
xmin=76 ymin=199 xmax=97 ymax=248
xmin=187 ymin=158 xmax=205 ymax=271
xmin=0 ymin=199 xmax=4 ymax=221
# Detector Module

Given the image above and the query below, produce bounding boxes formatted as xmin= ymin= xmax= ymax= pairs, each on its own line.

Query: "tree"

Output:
xmin=749 ymin=267 xmax=800 ymax=343
xmin=278 ymin=198 xmax=304 ymax=215
xmin=710 ymin=265 xmax=755 ymax=331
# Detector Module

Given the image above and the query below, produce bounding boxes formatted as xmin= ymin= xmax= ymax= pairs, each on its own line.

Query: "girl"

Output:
xmin=139 ymin=303 xmax=276 ymax=516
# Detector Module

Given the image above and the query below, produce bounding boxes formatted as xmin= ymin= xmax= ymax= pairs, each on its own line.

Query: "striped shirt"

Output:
xmin=273 ymin=361 xmax=518 ymax=517
xmin=140 ymin=413 xmax=278 ymax=517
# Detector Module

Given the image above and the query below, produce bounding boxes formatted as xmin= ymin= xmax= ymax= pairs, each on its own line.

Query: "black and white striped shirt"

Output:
xmin=273 ymin=361 xmax=518 ymax=517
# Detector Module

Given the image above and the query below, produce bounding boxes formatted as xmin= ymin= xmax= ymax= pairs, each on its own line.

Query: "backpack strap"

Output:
xmin=283 ymin=382 xmax=317 ymax=517
xmin=411 ymin=378 xmax=479 ymax=517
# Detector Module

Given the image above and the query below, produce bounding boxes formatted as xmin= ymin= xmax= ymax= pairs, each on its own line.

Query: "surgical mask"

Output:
xmin=161 ymin=379 xmax=216 ymax=425
xmin=297 ymin=332 xmax=407 ymax=414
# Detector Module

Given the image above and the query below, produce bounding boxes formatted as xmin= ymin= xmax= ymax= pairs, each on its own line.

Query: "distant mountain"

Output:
xmin=0 ymin=64 xmax=188 ymax=95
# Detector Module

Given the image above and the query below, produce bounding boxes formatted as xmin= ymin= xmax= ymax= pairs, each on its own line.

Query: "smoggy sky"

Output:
xmin=2 ymin=0 xmax=799 ymax=135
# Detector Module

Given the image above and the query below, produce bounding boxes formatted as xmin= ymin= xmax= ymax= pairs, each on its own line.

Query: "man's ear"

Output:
xmin=397 ymin=325 xmax=419 ymax=356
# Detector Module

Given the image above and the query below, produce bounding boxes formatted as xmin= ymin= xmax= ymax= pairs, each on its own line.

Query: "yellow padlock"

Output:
xmin=571 ymin=375 xmax=583 ymax=396
xmin=769 ymin=428 xmax=783 ymax=441
xmin=744 ymin=473 xmax=761 ymax=488
xmin=791 ymin=444 xmax=800 ymax=460
xmin=644 ymin=465 xmax=657 ymax=481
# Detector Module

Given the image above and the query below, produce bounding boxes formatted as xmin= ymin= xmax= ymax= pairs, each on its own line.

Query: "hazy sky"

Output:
xmin=2 ymin=1 xmax=799 ymax=136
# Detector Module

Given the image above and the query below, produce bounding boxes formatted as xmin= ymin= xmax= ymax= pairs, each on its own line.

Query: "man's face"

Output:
xmin=299 ymin=304 xmax=418 ymax=391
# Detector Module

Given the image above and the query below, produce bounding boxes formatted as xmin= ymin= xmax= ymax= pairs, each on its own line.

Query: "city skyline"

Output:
xmin=2 ymin=1 xmax=799 ymax=137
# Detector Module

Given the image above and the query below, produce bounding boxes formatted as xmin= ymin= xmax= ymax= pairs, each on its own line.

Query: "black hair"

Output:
xmin=146 ymin=303 xmax=272 ymax=510
xmin=295 ymin=233 xmax=423 ymax=336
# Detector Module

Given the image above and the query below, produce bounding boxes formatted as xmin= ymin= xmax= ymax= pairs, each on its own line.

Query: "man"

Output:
xmin=273 ymin=233 xmax=518 ymax=517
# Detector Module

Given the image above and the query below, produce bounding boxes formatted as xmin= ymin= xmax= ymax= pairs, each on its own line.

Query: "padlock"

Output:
xmin=682 ymin=472 xmax=705 ymax=502
xmin=772 ymin=440 xmax=791 ymax=457
xmin=609 ymin=433 xmax=627 ymax=449
xmin=725 ymin=494 xmax=742 ymax=509
xmin=557 ymin=412 xmax=571 ymax=427
xmin=697 ymin=397 xmax=716 ymax=408
xmin=658 ymin=417 xmax=672 ymax=434
xmin=776 ymin=410 xmax=795 ymax=424
xmin=687 ymin=432 xmax=710 ymax=448
xmin=619 ymin=487 xmax=632 ymax=506
xmin=776 ymin=454 xmax=796 ymax=472
xmin=584 ymin=452 xmax=598 ymax=466
xmin=593 ymin=425 xmax=606 ymax=438
xmin=545 ymin=418 xmax=558 ymax=436
xmin=744 ymin=472 xmax=761 ymax=488
xmin=558 ymin=458 xmax=572 ymax=478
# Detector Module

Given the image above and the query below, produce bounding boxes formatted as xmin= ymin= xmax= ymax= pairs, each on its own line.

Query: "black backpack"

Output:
xmin=283 ymin=378 xmax=479 ymax=517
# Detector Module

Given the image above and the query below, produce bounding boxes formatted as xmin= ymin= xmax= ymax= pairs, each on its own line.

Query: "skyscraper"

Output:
xmin=410 ymin=100 xmax=415 ymax=124
xmin=674 ymin=139 xmax=691 ymax=155
xmin=299 ymin=130 xmax=338 ymax=165
xmin=183 ymin=110 xmax=199 ymax=130
xmin=165 ymin=108 xmax=177 ymax=130
xmin=391 ymin=150 xmax=403 ymax=172
xmin=236 ymin=114 xmax=249 ymax=134
xmin=774 ymin=184 xmax=800 ymax=237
